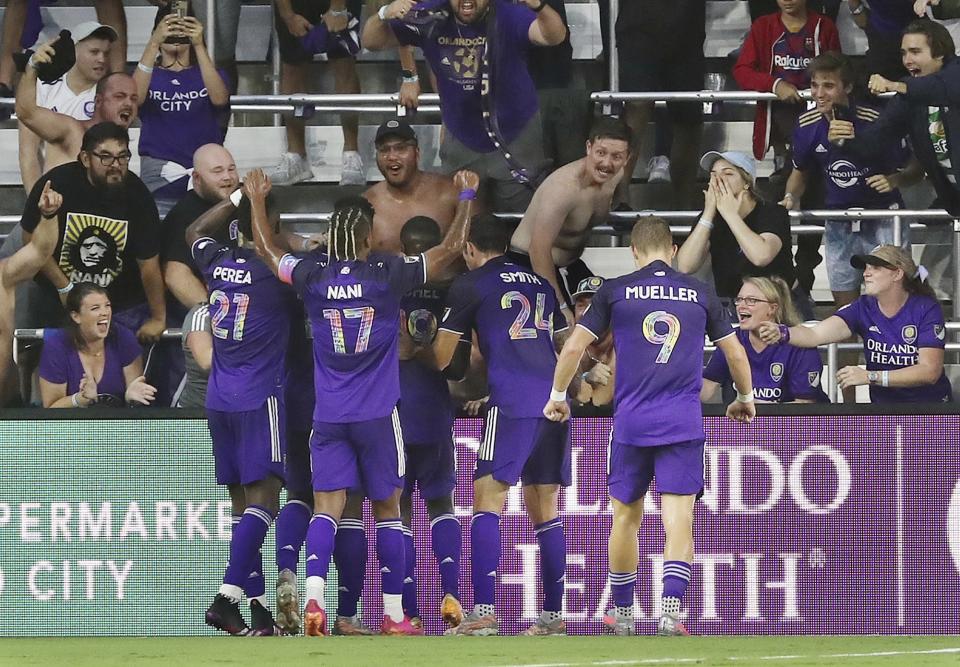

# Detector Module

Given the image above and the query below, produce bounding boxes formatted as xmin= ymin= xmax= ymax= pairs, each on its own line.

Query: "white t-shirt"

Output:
xmin=36 ymin=77 xmax=95 ymax=119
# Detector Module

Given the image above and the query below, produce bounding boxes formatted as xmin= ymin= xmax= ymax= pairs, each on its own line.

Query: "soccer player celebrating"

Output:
xmin=758 ymin=244 xmax=953 ymax=402
xmin=425 ymin=214 xmax=571 ymax=637
xmin=187 ymin=176 xmax=297 ymax=637
xmin=544 ymin=217 xmax=755 ymax=637
xmin=250 ymin=167 xmax=477 ymax=636
xmin=397 ymin=216 xmax=468 ymax=629
xmin=701 ymin=276 xmax=829 ymax=404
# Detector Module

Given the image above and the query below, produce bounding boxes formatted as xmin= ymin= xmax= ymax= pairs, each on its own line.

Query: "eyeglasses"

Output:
xmin=89 ymin=151 xmax=132 ymax=166
xmin=733 ymin=296 xmax=772 ymax=306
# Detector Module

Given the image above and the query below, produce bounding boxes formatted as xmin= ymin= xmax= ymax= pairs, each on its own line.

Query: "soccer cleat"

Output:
xmin=205 ymin=594 xmax=250 ymax=636
xmin=522 ymin=617 xmax=566 ymax=636
xmin=333 ymin=614 xmax=376 ymax=636
xmin=339 ymin=150 xmax=366 ymax=186
xmin=657 ymin=613 xmax=690 ymax=636
xmin=601 ymin=608 xmax=635 ymax=636
xmin=304 ymin=599 xmax=329 ymax=637
xmin=440 ymin=593 xmax=464 ymax=628
xmin=647 ymin=155 xmax=671 ymax=183
xmin=444 ymin=611 xmax=498 ymax=636
xmin=249 ymin=599 xmax=283 ymax=636
xmin=275 ymin=569 xmax=301 ymax=635
xmin=381 ymin=615 xmax=424 ymax=636
xmin=264 ymin=152 xmax=313 ymax=186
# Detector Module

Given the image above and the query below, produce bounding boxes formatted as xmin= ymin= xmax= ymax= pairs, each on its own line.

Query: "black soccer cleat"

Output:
xmin=249 ymin=599 xmax=284 ymax=636
xmin=205 ymin=594 xmax=251 ymax=636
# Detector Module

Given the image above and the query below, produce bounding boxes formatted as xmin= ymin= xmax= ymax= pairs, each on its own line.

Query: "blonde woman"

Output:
xmin=702 ymin=276 xmax=828 ymax=403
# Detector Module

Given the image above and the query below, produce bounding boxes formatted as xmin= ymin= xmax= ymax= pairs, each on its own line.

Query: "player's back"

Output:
xmin=441 ymin=255 xmax=564 ymax=418
xmin=588 ymin=260 xmax=731 ymax=445
xmin=194 ymin=241 xmax=296 ymax=412
xmin=287 ymin=252 xmax=426 ymax=423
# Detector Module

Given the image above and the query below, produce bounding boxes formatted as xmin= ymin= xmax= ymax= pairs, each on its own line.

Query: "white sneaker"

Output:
xmin=340 ymin=150 xmax=365 ymax=185
xmin=647 ymin=155 xmax=671 ymax=184
xmin=264 ymin=152 xmax=313 ymax=186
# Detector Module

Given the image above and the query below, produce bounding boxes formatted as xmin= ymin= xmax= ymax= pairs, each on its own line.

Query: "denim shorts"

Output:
xmin=824 ymin=218 xmax=910 ymax=292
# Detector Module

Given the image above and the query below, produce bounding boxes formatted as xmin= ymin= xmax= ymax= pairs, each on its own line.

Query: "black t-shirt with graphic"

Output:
xmin=21 ymin=161 xmax=161 ymax=311
xmin=160 ymin=190 xmax=239 ymax=284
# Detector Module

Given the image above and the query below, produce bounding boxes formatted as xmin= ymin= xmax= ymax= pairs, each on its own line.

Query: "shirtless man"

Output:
xmin=363 ymin=118 xmax=459 ymax=255
xmin=0 ymin=182 xmax=61 ymax=405
xmin=509 ymin=117 xmax=631 ymax=324
xmin=15 ymin=38 xmax=138 ymax=176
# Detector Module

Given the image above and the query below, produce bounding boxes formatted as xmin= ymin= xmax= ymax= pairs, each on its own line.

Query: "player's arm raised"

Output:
xmin=247 ymin=169 xmax=287 ymax=278
xmin=714 ymin=334 xmax=755 ymax=423
xmin=543 ymin=325 xmax=595 ymax=423
xmin=185 ymin=195 xmax=239 ymax=247
xmin=422 ymin=169 xmax=478 ymax=281
xmin=757 ymin=315 xmax=851 ymax=348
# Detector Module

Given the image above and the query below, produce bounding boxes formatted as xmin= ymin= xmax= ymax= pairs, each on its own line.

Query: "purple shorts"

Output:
xmin=309 ymin=409 xmax=405 ymax=501
xmin=208 ymin=395 xmax=286 ymax=486
xmin=607 ymin=438 xmax=705 ymax=504
xmin=403 ymin=438 xmax=456 ymax=501
xmin=285 ymin=427 xmax=313 ymax=499
xmin=475 ymin=407 xmax=571 ymax=486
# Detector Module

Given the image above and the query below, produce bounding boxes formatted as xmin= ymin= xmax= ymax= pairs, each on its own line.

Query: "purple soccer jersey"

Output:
xmin=38 ymin=324 xmax=141 ymax=401
xmin=704 ymin=328 xmax=828 ymax=403
xmin=193 ymin=239 xmax=295 ymax=412
xmin=792 ymin=104 xmax=908 ymax=209
xmin=577 ymin=260 xmax=734 ymax=446
xmin=400 ymin=283 xmax=455 ymax=445
xmin=389 ymin=2 xmax=538 ymax=153
xmin=835 ymin=293 xmax=953 ymax=403
xmin=279 ymin=251 xmax=427 ymax=423
xmin=439 ymin=255 xmax=566 ymax=418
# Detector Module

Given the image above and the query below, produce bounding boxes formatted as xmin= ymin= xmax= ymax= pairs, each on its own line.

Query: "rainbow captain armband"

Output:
xmin=278 ymin=253 xmax=301 ymax=285
xmin=459 ymin=188 xmax=477 ymax=201
xmin=777 ymin=324 xmax=791 ymax=344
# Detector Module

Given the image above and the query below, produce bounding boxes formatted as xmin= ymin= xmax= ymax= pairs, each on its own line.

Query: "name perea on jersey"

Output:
xmin=327 ymin=284 xmax=363 ymax=299
xmin=625 ymin=284 xmax=699 ymax=302
xmin=212 ymin=266 xmax=252 ymax=285
xmin=500 ymin=271 xmax=542 ymax=285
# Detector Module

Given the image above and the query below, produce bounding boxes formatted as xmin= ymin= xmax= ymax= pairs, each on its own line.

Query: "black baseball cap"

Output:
xmin=375 ymin=118 xmax=417 ymax=146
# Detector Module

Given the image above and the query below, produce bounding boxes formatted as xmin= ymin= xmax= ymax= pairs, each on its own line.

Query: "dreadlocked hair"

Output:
xmin=328 ymin=205 xmax=372 ymax=261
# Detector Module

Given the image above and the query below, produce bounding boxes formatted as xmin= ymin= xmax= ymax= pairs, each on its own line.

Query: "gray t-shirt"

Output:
xmin=177 ymin=303 xmax=211 ymax=408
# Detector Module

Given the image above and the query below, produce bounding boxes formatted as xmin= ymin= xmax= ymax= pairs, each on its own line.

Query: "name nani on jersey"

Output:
xmin=625 ymin=285 xmax=699 ymax=302
xmin=327 ymin=284 xmax=363 ymax=299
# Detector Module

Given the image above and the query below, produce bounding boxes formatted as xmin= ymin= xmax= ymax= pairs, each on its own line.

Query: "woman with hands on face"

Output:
xmin=133 ymin=7 xmax=230 ymax=216
xmin=39 ymin=282 xmax=157 ymax=408
xmin=676 ymin=151 xmax=796 ymax=317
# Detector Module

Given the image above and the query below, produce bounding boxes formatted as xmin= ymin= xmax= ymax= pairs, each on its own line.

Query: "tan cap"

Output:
xmin=850 ymin=244 xmax=917 ymax=276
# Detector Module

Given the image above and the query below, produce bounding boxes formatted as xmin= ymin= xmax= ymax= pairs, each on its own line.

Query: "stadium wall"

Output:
xmin=0 ymin=408 xmax=957 ymax=636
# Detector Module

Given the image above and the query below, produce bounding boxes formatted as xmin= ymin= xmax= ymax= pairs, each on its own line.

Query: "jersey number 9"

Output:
xmin=643 ymin=310 xmax=680 ymax=363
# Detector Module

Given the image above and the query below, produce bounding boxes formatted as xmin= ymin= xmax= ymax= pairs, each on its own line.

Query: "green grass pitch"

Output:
xmin=2 ymin=636 xmax=960 ymax=667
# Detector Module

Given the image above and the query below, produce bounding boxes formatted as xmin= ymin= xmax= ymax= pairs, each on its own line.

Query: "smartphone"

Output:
xmin=831 ymin=103 xmax=853 ymax=123
xmin=173 ymin=0 xmax=189 ymax=19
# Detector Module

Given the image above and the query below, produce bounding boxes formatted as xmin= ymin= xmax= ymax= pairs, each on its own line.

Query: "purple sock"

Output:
xmin=401 ymin=526 xmax=419 ymax=618
xmin=431 ymin=513 xmax=461 ymax=599
xmin=662 ymin=560 xmax=692 ymax=601
xmin=244 ymin=550 xmax=265 ymax=599
xmin=535 ymin=517 xmax=566 ymax=613
xmin=275 ymin=500 xmax=312 ymax=574
xmin=305 ymin=513 xmax=337 ymax=581
xmin=471 ymin=512 xmax=500 ymax=606
xmin=375 ymin=519 xmax=405 ymax=596
xmin=223 ymin=505 xmax=274 ymax=589
xmin=608 ymin=571 xmax=636 ymax=609
xmin=333 ymin=518 xmax=367 ymax=617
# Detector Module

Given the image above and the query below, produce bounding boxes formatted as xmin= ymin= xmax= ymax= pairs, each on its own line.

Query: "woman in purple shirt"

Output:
xmin=758 ymin=245 xmax=952 ymax=403
xmin=702 ymin=276 xmax=828 ymax=403
xmin=134 ymin=9 xmax=230 ymax=216
xmin=39 ymin=283 xmax=157 ymax=408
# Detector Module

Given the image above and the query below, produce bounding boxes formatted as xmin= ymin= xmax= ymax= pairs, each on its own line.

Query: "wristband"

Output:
xmin=57 ymin=282 xmax=74 ymax=295
xmin=777 ymin=324 xmax=791 ymax=344
xmin=459 ymin=188 xmax=477 ymax=201
xmin=378 ymin=4 xmax=389 ymax=20
xmin=736 ymin=391 xmax=755 ymax=403
xmin=402 ymin=74 xmax=419 ymax=84
xmin=137 ymin=62 xmax=154 ymax=74
xmin=28 ymin=53 xmax=37 ymax=70
xmin=550 ymin=388 xmax=566 ymax=402
xmin=329 ymin=9 xmax=350 ymax=16
xmin=697 ymin=217 xmax=714 ymax=230
xmin=851 ymin=3 xmax=866 ymax=15
xmin=229 ymin=188 xmax=244 ymax=208
xmin=881 ymin=370 xmax=889 ymax=387
xmin=559 ymin=303 xmax=571 ymax=311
